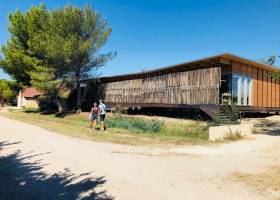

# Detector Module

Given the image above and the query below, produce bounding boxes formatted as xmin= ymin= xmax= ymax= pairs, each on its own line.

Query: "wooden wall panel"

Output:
xmin=242 ymin=64 xmax=247 ymax=75
xmin=272 ymin=78 xmax=276 ymax=107
xmin=232 ymin=61 xmax=242 ymax=73
xmin=268 ymin=75 xmax=272 ymax=107
xmin=257 ymin=69 xmax=263 ymax=107
xmin=263 ymin=70 xmax=268 ymax=107
xmin=276 ymin=80 xmax=280 ymax=108
xmin=247 ymin=65 xmax=253 ymax=76
xmin=252 ymin=67 xmax=258 ymax=107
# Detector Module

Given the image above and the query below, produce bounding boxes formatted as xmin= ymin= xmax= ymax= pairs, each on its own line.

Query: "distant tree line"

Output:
xmin=0 ymin=3 xmax=115 ymax=112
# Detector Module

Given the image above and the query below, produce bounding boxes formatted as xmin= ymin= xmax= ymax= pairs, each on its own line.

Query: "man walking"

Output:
xmin=98 ymin=99 xmax=106 ymax=131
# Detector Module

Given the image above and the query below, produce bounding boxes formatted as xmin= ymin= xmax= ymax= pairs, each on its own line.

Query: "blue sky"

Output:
xmin=1 ymin=0 xmax=280 ymax=80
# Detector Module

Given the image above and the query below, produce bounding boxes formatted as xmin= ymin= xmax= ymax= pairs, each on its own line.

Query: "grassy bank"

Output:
xmin=0 ymin=109 xmax=209 ymax=146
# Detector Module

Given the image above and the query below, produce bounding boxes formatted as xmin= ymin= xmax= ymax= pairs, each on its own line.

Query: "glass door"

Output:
xmin=227 ymin=73 xmax=252 ymax=106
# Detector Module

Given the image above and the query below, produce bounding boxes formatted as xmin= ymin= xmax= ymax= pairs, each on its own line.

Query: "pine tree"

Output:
xmin=0 ymin=3 xmax=115 ymax=112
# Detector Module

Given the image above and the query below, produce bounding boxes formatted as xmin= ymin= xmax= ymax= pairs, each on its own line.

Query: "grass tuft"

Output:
xmin=223 ymin=129 xmax=243 ymax=141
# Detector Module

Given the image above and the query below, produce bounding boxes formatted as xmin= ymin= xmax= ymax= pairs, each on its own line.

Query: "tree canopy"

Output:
xmin=0 ymin=3 xmax=115 ymax=112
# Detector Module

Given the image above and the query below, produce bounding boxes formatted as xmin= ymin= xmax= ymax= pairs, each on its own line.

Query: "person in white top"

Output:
xmin=98 ymin=99 xmax=106 ymax=130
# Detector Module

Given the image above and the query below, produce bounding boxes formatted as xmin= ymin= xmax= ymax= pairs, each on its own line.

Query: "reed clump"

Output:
xmin=106 ymin=116 xmax=163 ymax=133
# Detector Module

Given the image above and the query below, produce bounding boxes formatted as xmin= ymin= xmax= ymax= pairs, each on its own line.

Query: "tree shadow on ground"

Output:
xmin=55 ymin=111 xmax=78 ymax=118
xmin=22 ymin=108 xmax=79 ymax=119
xmin=21 ymin=108 xmax=77 ymax=119
xmin=0 ymin=141 xmax=114 ymax=200
xmin=254 ymin=119 xmax=280 ymax=136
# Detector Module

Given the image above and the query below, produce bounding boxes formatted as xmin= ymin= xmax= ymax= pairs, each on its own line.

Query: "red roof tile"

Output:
xmin=22 ymin=87 xmax=42 ymax=98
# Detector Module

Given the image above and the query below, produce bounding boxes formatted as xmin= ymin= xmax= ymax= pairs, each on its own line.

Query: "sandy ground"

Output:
xmin=1 ymin=116 xmax=280 ymax=200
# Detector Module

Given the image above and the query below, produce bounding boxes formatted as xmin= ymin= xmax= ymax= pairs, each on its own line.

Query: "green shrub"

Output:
xmin=106 ymin=116 xmax=163 ymax=133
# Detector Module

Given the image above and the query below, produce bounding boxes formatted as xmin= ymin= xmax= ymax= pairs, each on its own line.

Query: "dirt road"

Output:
xmin=0 ymin=116 xmax=279 ymax=200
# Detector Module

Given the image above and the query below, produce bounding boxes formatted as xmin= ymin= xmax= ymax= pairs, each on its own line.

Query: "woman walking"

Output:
xmin=90 ymin=102 xmax=99 ymax=130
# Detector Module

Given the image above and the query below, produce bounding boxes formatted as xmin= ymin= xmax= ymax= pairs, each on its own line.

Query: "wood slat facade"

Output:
xmin=101 ymin=67 xmax=221 ymax=106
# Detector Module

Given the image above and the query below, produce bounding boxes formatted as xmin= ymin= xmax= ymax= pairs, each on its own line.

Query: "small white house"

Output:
xmin=17 ymin=87 xmax=42 ymax=109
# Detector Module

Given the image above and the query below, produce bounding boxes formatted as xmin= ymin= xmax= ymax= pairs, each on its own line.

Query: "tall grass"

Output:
xmin=158 ymin=122 xmax=209 ymax=141
xmin=223 ymin=129 xmax=242 ymax=141
xmin=106 ymin=115 xmax=163 ymax=133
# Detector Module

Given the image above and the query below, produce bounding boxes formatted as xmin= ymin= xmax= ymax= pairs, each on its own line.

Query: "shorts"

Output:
xmin=100 ymin=114 xmax=106 ymax=121
xmin=91 ymin=114 xmax=98 ymax=120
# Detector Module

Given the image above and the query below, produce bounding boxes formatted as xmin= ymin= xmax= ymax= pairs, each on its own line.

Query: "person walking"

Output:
xmin=90 ymin=102 xmax=99 ymax=130
xmin=98 ymin=99 xmax=106 ymax=131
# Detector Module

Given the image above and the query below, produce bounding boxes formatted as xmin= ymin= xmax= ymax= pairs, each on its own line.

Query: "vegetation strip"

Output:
xmin=0 ymin=110 xmax=209 ymax=146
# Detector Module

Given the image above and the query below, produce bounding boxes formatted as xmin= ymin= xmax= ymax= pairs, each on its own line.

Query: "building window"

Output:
xmin=221 ymin=73 xmax=252 ymax=106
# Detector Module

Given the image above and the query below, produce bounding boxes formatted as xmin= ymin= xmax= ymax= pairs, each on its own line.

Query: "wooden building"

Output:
xmin=84 ymin=53 xmax=280 ymax=117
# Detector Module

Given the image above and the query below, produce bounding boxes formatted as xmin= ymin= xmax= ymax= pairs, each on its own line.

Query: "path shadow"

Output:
xmin=0 ymin=141 xmax=114 ymax=200
xmin=55 ymin=111 xmax=77 ymax=119
xmin=254 ymin=119 xmax=280 ymax=136
xmin=21 ymin=108 xmax=78 ymax=119
xmin=22 ymin=108 xmax=78 ymax=119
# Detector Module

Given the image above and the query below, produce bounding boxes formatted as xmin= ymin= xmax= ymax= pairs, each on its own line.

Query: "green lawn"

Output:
xmin=0 ymin=109 xmax=209 ymax=146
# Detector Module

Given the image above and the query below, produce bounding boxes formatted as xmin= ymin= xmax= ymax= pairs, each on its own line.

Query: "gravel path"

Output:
xmin=0 ymin=116 xmax=280 ymax=200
